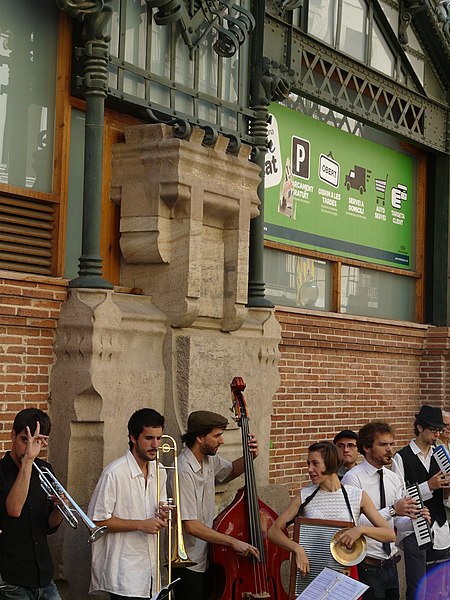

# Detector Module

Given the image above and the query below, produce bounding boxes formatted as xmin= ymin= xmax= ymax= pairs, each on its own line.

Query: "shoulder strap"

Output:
xmin=341 ymin=484 xmax=356 ymax=525
xmin=286 ymin=486 xmax=320 ymax=526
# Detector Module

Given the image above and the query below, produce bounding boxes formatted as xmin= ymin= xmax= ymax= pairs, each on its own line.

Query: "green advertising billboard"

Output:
xmin=264 ymin=103 xmax=413 ymax=269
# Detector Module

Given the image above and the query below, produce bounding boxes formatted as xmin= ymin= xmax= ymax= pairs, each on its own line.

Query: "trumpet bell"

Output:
xmin=330 ymin=528 xmax=367 ymax=566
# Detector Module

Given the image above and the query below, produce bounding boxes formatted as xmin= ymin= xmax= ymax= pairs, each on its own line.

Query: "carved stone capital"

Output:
xmin=111 ymin=123 xmax=261 ymax=331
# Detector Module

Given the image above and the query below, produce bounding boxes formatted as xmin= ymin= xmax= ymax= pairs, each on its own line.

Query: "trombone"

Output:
xmin=33 ymin=462 xmax=107 ymax=544
xmin=155 ymin=435 xmax=196 ymax=595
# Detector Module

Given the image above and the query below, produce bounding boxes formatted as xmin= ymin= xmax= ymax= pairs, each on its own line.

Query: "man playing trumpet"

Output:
xmin=0 ymin=408 xmax=63 ymax=599
xmin=88 ymin=408 xmax=169 ymax=599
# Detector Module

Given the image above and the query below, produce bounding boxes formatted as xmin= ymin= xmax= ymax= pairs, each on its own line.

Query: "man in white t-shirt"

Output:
xmin=88 ymin=408 xmax=168 ymax=599
xmin=172 ymin=410 xmax=260 ymax=600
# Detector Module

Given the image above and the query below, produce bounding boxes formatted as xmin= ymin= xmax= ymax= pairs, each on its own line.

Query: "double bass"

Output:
xmin=210 ymin=376 xmax=289 ymax=599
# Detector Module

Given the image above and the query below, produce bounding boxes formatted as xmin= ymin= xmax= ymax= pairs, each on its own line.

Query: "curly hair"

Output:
xmin=357 ymin=422 xmax=394 ymax=455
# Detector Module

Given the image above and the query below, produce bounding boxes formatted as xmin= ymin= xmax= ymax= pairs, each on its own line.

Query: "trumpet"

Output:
xmin=33 ymin=462 xmax=107 ymax=544
xmin=155 ymin=435 xmax=196 ymax=595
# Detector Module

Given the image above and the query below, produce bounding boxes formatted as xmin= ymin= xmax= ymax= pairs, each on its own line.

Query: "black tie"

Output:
xmin=377 ymin=469 xmax=391 ymax=556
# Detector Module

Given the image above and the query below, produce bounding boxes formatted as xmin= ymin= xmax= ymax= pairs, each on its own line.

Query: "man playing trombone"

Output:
xmin=0 ymin=408 xmax=63 ymax=599
xmin=88 ymin=408 xmax=169 ymax=599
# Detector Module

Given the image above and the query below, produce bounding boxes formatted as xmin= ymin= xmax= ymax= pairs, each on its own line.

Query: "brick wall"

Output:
xmin=0 ymin=273 xmax=68 ymax=453
xmin=269 ymin=307 xmax=432 ymax=496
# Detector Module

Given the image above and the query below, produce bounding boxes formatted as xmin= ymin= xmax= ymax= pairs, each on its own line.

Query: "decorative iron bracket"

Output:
xmin=398 ymin=0 xmax=427 ymax=46
xmin=145 ymin=0 xmax=255 ymax=58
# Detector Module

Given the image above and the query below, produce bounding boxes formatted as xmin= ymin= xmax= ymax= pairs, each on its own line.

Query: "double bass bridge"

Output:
xmin=242 ymin=593 xmax=271 ymax=599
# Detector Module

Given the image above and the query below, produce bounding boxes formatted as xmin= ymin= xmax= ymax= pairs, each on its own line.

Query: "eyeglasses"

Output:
xmin=427 ymin=427 xmax=444 ymax=434
xmin=337 ymin=443 xmax=357 ymax=449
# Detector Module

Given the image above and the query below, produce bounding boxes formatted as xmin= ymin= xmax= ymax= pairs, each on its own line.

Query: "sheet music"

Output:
xmin=296 ymin=567 xmax=369 ymax=600
xmin=150 ymin=578 xmax=181 ymax=600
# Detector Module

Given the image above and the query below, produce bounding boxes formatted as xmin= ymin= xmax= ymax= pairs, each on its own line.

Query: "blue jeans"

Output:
xmin=0 ymin=580 xmax=61 ymax=600
xmin=403 ymin=532 xmax=450 ymax=600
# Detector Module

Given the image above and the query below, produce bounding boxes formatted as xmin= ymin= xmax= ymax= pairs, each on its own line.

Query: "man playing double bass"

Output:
xmin=171 ymin=410 xmax=260 ymax=600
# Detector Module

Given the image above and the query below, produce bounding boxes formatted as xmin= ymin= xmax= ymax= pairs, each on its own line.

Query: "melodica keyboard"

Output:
xmin=434 ymin=444 xmax=450 ymax=476
xmin=405 ymin=483 xmax=433 ymax=546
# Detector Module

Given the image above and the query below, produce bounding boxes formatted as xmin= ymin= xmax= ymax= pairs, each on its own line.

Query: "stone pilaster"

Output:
xmin=49 ymin=289 xmax=167 ymax=597
xmin=50 ymin=123 xmax=282 ymax=598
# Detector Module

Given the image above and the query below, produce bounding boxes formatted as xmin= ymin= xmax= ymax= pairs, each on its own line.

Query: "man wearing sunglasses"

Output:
xmin=392 ymin=405 xmax=450 ymax=600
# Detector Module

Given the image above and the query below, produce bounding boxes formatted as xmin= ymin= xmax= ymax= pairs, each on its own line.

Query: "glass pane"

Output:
xmin=65 ymin=110 xmax=85 ymax=279
xmin=264 ymin=247 xmax=332 ymax=311
xmin=107 ymin=0 xmax=120 ymax=57
xmin=340 ymin=265 xmax=415 ymax=321
xmin=149 ymin=81 xmax=170 ymax=106
xmin=221 ymin=108 xmax=237 ymax=131
xmin=150 ymin=19 xmax=170 ymax=78
xmin=123 ymin=72 xmax=145 ymax=98
xmin=221 ymin=57 xmax=238 ymax=104
xmin=308 ymin=0 xmax=337 ymax=46
xmin=0 ymin=0 xmax=57 ymax=192
xmin=108 ymin=64 xmax=118 ymax=89
xmin=340 ymin=0 xmax=367 ymax=62
xmin=198 ymin=34 xmax=218 ymax=96
xmin=174 ymin=91 xmax=192 ymax=114
xmin=124 ymin=0 xmax=147 ymax=68
xmin=198 ymin=100 xmax=216 ymax=123
xmin=371 ymin=21 xmax=395 ymax=77
xmin=175 ymin=33 xmax=194 ymax=87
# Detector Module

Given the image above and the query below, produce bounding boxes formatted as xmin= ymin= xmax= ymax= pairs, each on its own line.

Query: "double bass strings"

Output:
xmin=241 ymin=414 xmax=271 ymax=596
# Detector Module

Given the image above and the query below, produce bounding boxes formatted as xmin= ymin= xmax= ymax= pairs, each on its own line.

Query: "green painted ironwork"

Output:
xmin=263 ymin=13 xmax=448 ymax=153
xmin=59 ymin=0 xmax=114 ymax=289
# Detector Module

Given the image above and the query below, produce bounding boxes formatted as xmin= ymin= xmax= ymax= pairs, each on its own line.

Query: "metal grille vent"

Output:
xmin=0 ymin=195 xmax=55 ymax=275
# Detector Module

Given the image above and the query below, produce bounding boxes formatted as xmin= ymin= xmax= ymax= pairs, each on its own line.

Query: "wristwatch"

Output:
xmin=388 ymin=505 xmax=396 ymax=517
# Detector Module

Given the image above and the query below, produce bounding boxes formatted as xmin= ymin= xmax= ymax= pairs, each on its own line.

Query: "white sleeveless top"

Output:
xmin=300 ymin=484 xmax=362 ymax=522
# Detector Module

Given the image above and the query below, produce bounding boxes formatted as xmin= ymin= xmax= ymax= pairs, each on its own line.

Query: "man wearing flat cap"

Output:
xmin=392 ymin=405 xmax=450 ymax=599
xmin=170 ymin=410 xmax=260 ymax=600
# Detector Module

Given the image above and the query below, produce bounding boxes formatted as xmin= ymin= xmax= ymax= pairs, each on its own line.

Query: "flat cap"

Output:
xmin=186 ymin=410 xmax=229 ymax=435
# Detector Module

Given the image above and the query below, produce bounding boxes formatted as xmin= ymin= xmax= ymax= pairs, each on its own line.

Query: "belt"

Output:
xmin=361 ymin=554 xmax=401 ymax=570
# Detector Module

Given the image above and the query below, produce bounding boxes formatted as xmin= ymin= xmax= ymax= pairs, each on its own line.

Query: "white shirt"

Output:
xmin=342 ymin=460 xmax=413 ymax=559
xmin=300 ymin=484 xmax=362 ymax=522
xmin=175 ymin=446 xmax=232 ymax=573
xmin=391 ymin=440 xmax=450 ymax=551
xmin=88 ymin=450 xmax=167 ymax=597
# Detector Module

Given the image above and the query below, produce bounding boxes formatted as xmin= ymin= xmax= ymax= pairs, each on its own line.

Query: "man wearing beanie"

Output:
xmin=392 ymin=405 xmax=450 ymax=599
xmin=170 ymin=410 xmax=260 ymax=600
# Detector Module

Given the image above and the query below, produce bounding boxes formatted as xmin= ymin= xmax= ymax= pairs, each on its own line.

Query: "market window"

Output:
xmin=0 ymin=0 xmax=61 ymax=276
xmin=263 ymin=102 xmax=424 ymax=322
xmin=0 ymin=2 xmax=57 ymax=192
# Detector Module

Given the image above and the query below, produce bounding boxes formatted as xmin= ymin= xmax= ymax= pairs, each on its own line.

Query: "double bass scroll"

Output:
xmin=210 ymin=376 xmax=289 ymax=600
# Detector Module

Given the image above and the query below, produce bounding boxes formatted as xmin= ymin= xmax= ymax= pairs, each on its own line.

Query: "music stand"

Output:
xmin=151 ymin=577 xmax=181 ymax=600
